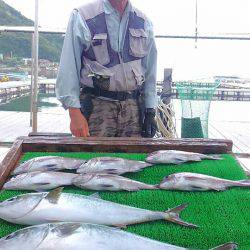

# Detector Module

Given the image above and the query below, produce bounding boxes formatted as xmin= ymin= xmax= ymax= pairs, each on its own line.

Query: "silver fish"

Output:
xmin=3 ymin=171 xmax=78 ymax=191
xmin=146 ymin=150 xmax=221 ymax=164
xmin=73 ymin=173 xmax=157 ymax=191
xmin=77 ymin=157 xmax=152 ymax=175
xmin=13 ymin=156 xmax=86 ymax=175
xmin=159 ymin=172 xmax=250 ymax=191
xmin=0 ymin=188 xmax=197 ymax=227
xmin=0 ymin=222 xmax=238 ymax=250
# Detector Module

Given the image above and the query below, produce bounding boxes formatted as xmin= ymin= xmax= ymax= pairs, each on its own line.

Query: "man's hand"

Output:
xmin=69 ymin=108 xmax=90 ymax=137
xmin=141 ymin=108 xmax=157 ymax=138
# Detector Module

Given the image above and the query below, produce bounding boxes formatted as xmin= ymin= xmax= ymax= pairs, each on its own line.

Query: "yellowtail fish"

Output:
xmin=0 ymin=188 xmax=197 ymax=228
xmin=0 ymin=223 xmax=238 ymax=250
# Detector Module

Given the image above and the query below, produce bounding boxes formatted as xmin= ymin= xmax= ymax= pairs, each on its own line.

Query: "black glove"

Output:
xmin=141 ymin=108 xmax=157 ymax=138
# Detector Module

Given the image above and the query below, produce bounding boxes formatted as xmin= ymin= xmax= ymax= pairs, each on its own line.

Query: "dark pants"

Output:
xmin=81 ymin=97 xmax=141 ymax=137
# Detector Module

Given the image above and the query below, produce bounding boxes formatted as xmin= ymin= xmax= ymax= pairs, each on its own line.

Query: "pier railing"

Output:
xmin=0 ymin=79 xmax=250 ymax=103
xmin=157 ymin=81 xmax=250 ymax=101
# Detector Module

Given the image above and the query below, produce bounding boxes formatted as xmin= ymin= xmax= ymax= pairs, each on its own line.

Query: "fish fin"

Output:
xmin=44 ymin=164 xmax=58 ymax=170
xmin=210 ymin=242 xmax=238 ymax=250
xmin=105 ymin=169 xmax=122 ymax=174
xmin=211 ymin=186 xmax=228 ymax=191
xmin=184 ymin=176 xmax=207 ymax=181
xmin=187 ymin=185 xmax=207 ymax=191
xmin=35 ymin=182 xmax=52 ymax=186
xmin=165 ymin=203 xmax=198 ymax=228
xmin=35 ymin=224 xmax=51 ymax=249
xmin=113 ymin=224 xmax=127 ymax=229
xmin=173 ymin=158 xmax=186 ymax=165
xmin=100 ymin=184 xmax=115 ymax=188
xmin=89 ymin=192 xmax=102 ymax=199
xmin=52 ymin=223 xmax=82 ymax=237
xmin=123 ymin=187 xmax=141 ymax=192
xmin=33 ymin=182 xmax=58 ymax=192
xmin=45 ymin=187 xmax=63 ymax=204
xmin=34 ymin=189 xmax=49 ymax=192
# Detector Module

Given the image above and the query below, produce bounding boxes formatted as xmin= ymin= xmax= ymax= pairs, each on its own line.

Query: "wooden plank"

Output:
xmin=21 ymin=136 xmax=232 ymax=154
xmin=233 ymin=153 xmax=250 ymax=176
xmin=0 ymin=140 xmax=23 ymax=189
xmin=29 ymin=132 xmax=72 ymax=137
xmin=209 ymin=121 xmax=250 ymax=153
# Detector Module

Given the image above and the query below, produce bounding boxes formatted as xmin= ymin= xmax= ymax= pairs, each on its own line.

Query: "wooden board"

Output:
xmin=0 ymin=139 xmax=23 ymax=189
xmin=0 ymin=136 xmax=233 ymax=189
xmin=21 ymin=136 xmax=233 ymax=154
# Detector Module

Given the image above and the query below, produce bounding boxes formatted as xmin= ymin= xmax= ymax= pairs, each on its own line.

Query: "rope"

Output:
xmin=155 ymin=99 xmax=177 ymax=138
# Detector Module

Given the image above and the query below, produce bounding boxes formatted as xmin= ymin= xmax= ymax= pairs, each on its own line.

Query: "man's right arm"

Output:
xmin=56 ymin=10 xmax=91 ymax=137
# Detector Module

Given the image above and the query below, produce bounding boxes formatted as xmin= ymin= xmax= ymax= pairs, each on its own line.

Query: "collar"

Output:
xmin=103 ymin=0 xmax=132 ymax=15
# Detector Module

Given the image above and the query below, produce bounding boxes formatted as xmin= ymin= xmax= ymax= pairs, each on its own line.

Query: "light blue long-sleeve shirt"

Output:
xmin=56 ymin=0 xmax=157 ymax=109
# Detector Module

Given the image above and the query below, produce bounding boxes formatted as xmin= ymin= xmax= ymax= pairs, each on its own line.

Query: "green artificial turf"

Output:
xmin=0 ymin=152 xmax=249 ymax=249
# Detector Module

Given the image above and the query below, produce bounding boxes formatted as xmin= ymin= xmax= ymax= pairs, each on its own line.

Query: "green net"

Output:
xmin=176 ymin=80 xmax=220 ymax=138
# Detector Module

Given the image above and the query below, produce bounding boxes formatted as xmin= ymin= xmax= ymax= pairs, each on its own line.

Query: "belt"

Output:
xmin=82 ymin=87 xmax=140 ymax=101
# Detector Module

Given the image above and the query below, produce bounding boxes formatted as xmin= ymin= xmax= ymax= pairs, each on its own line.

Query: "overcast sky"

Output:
xmin=3 ymin=0 xmax=250 ymax=35
xmin=3 ymin=0 xmax=250 ymax=79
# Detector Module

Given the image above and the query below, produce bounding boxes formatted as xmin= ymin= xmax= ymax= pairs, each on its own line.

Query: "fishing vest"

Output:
xmin=76 ymin=0 xmax=150 ymax=92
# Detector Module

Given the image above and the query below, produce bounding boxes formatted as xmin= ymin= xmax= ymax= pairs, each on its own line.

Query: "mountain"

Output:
xmin=0 ymin=0 xmax=64 ymax=62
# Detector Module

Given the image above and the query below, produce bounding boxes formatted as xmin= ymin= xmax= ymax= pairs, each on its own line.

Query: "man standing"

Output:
xmin=56 ymin=0 xmax=157 ymax=138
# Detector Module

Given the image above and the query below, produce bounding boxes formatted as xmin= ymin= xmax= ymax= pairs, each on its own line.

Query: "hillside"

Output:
xmin=0 ymin=0 xmax=63 ymax=62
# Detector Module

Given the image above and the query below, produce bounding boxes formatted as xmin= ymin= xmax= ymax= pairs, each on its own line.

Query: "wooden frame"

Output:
xmin=0 ymin=136 xmax=236 ymax=189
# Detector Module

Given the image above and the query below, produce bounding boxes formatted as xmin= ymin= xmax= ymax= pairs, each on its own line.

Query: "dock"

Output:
xmin=1 ymin=79 xmax=250 ymax=104
xmin=0 ymin=100 xmax=249 ymax=151
xmin=0 ymin=79 xmax=56 ymax=103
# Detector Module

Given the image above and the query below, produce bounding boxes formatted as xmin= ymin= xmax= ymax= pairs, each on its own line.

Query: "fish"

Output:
xmin=72 ymin=173 xmax=158 ymax=191
xmin=77 ymin=157 xmax=153 ymax=175
xmin=12 ymin=156 xmax=87 ymax=175
xmin=146 ymin=150 xmax=222 ymax=164
xmin=158 ymin=172 xmax=250 ymax=191
xmin=0 ymin=187 xmax=197 ymax=228
xmin=0 ymin=222 xmax=238 ymax=250
xmin=3 ymin=171 xmax=78 ymax=191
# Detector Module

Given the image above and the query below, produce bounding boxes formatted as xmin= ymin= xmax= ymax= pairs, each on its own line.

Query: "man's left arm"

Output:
xmin=142 ymin=20 xmax=157 ymax=109
xmin=141 ymin=20 xmax=158 ymax=138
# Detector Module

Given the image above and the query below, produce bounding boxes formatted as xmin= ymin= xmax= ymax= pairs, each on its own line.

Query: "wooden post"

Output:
xmin=162 ymin=68 xmax=172 ymax=105
xmin=30 ymin=33 xmax=35 ymax=127
xmin=32 ymin=0 xmax=39 ymax=133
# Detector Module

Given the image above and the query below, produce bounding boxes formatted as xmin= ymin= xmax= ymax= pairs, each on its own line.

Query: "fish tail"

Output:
xmin=151 ymin=184 xmax=160 ymax=190
xmin=164 ymin=203 xmax=198 ymax=228
xmin=234 ymin=180 xmax=250 ymax=187
xmin=210 ymin=242 xmax=238 ymax=250
xmin=205 ymin=154 xmax=222 ymax=160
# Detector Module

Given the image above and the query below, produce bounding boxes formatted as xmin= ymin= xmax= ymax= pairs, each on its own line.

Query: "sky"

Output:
xmin=3 ymin=0 xmax=250 ymax=34
xmin=3 ymin=0 xmax=250 ymax=80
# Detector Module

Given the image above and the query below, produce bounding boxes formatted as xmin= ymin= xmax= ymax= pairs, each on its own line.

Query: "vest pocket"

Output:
xmin=129 ymin=28 xmax=148 ymax=58
xmin=92 ymin=33 xmax=110 ymax=65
